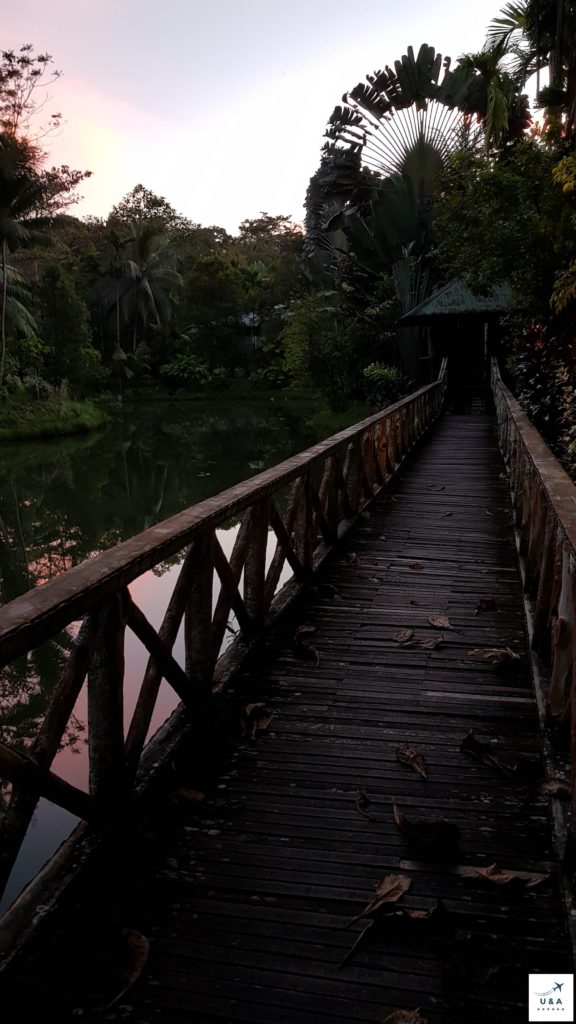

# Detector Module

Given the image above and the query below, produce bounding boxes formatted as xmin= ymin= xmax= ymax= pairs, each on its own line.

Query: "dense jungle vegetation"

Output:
xmin=1 ymin=2 xmax=576 ymax=472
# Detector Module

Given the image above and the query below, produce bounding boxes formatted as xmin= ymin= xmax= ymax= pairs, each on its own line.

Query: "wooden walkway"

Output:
xmin=9 ymin=415 xmax=573 ymax=1021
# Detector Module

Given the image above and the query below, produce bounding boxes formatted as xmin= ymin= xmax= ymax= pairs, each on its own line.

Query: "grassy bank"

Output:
xmin=0 ymin=397 xmax=108 ymax=442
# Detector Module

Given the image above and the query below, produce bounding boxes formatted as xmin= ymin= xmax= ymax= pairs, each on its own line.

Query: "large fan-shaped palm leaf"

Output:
xmin=325 ymin=45 xmax=484 ymax=196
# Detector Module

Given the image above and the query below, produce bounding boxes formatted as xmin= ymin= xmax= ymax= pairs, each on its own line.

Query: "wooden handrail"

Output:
xmin=0 ymin=360 xmax=447 ymax=921
xmin=0 ymin=371 xmax=446 ymax=666
xmin=491 ymin=359 xmax=576 ymax=787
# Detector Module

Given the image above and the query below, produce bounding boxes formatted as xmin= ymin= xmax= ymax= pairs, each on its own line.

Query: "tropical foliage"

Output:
xmin=3 ymin=16 xmax=576 ymax=470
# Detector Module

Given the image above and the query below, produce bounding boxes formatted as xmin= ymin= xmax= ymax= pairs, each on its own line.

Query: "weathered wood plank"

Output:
xmin=40 ymin=412 xmax=564 ymax=1024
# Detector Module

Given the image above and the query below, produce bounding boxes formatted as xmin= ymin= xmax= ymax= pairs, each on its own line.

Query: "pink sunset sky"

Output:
xmin=6 ymin=0 xmax=517 ymax=233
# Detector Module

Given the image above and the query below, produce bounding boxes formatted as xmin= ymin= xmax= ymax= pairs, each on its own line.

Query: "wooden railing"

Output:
xmin=491 ymin=360 xmax=576 ymax=787
xmin=0 ymin=362 xmax=447 ymax=930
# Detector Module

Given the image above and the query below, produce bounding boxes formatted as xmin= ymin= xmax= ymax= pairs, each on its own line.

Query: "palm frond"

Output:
xmin=486 ymin=2 xmax=529 ymax=48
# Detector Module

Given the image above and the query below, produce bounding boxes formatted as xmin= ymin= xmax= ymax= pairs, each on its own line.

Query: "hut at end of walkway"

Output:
xmin=397 ymin=279 xmax=511 ymax=411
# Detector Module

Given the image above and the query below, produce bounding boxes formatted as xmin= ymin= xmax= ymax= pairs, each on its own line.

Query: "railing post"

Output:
xmin=244 ymin=500 xmax=269 ymax=628
xmin=318 ymin=455 xmax=339 ymax=539
xmin=87 ymin=593 xmax=128 ymax=811
xmin=184 ymin=536 xmax=215 ymax=698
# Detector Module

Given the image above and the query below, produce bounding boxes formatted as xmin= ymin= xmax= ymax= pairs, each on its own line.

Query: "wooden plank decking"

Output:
xmin=8 ymin=414 xmax=573 ymax=1022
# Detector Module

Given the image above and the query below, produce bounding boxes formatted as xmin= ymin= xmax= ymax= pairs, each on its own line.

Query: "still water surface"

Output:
xmin=0 ymin=395 xmax=340 ymax=911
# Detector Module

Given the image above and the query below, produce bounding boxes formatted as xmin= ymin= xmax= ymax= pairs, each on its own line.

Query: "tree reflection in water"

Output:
xmin=0 ymin=396 xmax=319 ymax=764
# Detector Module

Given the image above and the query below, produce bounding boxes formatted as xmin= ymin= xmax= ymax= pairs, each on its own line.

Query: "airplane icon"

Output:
xmin=553 ymin=982 xmax=564 ymax=992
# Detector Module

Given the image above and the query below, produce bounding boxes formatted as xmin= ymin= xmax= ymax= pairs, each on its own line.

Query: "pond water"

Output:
xmin=0 ymin=394 xmax=342 ymax=912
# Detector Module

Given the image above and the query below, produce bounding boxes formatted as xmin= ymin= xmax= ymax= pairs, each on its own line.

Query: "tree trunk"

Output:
xmin=0 ymin=239 xmax=8 ymax=393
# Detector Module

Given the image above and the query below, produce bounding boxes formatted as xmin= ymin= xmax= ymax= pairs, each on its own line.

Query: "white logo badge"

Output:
xmin=529 ymin=974 xmax=574 ymax=1021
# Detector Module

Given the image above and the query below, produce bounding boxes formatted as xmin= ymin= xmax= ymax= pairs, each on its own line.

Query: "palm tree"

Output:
xmin=455 ymin=40 xmax=526 ymax=151
xmin=241 ymin=260 xmax=270 ymax=350
xmin=0 ymin=133 xmax=45 ymax=390
xmin=307 ymin=46 xmax=490 ymax=319
xmin=102 ymin=228 xmax=131 ymax=353
xmin=100 ymin=222 xmax=183 ymax=354
xmin=487 ymin=0 xmax=576 ymax=130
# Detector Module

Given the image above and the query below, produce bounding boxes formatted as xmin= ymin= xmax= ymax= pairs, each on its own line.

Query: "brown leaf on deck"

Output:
xmin=103 ymin=929 xmax=150 ymax=1009
xmin=355 ymin=785 xmax=372 ymax=819
xmin=522 ymin=776 xmax=572 ymax=808
xmin=294 ymin=624 xmax=316 ymax=639
xmin=396 ymin=746 xmax=428 ymax=780
xmin=346 ymin=552 xmax=359 ymax=565
xmin=460 ymin=863 xmax=549 ymax=887
xmin=292 ymin=638 xmax=321 ymax=666
xmin=403 ymin=899 xmax=452 ymax=933
xmin=467 ymin=646 xmax=520 ymax=669
xmin=174 ymin=788 xmax=205 ymax=804
xmin=409 ymin=562 xmax=424 ymax=571
xmin=341 ymin=900 xmax=452 ymax=968
xmin=339 ymin=919 xmax=375 ymax=968
xmin=474 ymin=597 xmax=497 ymax=616
xmin=381 ymin=1012 xmax=428 ymax=1024
xmin=392 ymin=803 xmax=460 ymax=847
xmin=419 ymin=636 xmax=444 ymax=650
xmin=459 ymin=731 xmax=516 ymax=779
xmin=392 ymin=628 xmax=414 ymax=645
xmin=240 ymin=702 xmax=273 ymax=739
xmin=348 ymin=873 xmax=412 ymax=925
xmin=428 ymin=614 xmax=453 ymax=630
xmin=533 ymin=777 xmax=572 ymax=800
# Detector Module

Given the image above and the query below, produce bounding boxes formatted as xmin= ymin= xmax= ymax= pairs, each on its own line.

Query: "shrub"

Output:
xmin=362 ymin=363 xmax=406 ymax=407
xmin=160 ymin=354 xmax=210 ymax=389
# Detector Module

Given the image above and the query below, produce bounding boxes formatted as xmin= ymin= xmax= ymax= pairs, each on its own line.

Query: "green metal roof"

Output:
xmin=398 ymin=280 xmax=511 ymax=324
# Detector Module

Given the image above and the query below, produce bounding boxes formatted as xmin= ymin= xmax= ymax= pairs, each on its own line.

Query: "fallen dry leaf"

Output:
xmin=459 ymin=731 xmax=516 ymax=780
xmin=349 ymin=873 xmax=412 ymax=925
xmin=442 ymin=512 xmax=453 ymax=518
xmin=467 ymin=646 xmax=520 ymax=669
xmin=460 ymin=863 xmax=549 ymax=888
xmin=474 ymin=597 xmax=497 ymax=616
xmin=103 ymin=929 xmax=150 ymax=1009
xmin=409 ymin=562 xmax=424 ymax=571
xmin=292 ymin=639 xmax=321 ymax=666
xmin=396 ymin=746 xmax=428 ymax=780
xmin=339 ymin=919 xmax=375 ymax=968
xmin=381 ymin=1012 xmax=428 ymax=1024
xmin=419 ymin=636 xmax=443 ymax=650
xmin=392 ymin=628 xmax=414 ymax=645
xmin=534 ymin=777 xmax=571 ymax=800
xmin=240 ymin=703 xmax=273 ymax=739
xmin=428 ymin=614 xmax=453 ymax=630
xmin=355 ymin=786 xmax=372 ymax=819
xmin=294 ymin=624 xmax=316 ymax=639
xmin=341 ymin=900 xmax=452 ymax=968
xmin=485 ymin=509 xmax=494 ymax=517
xmin=174 ymin=788 xmax=205 ymax=804
xmin=401 ymin=900 xmax=452 ymax=933
xmin=346 ymin=552 xmax=359 ymax=565
xmin=392 ymin=803 xmax=460 ymax=847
